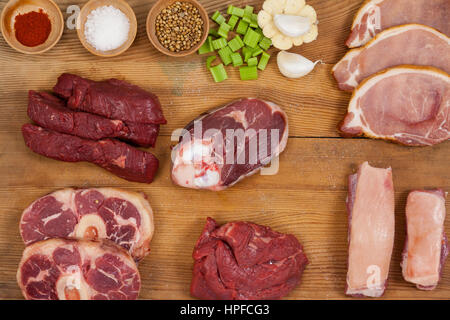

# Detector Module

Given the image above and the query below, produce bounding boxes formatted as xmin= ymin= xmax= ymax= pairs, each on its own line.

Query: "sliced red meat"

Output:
xmin=346 ymin=0 xmax=450 ymax=48
xmin=334 ymin=24 xmax=450 ymax=91
xmin=20 ymin=188 xmax=154 ymax=261
xmin=171 ymin=98 xmax=289 ymax=191
xmin=339 ymin=66 xmax=450 ymax=146
xmin=346 ymin=162 xmax=395 ymax=297
xmin=28 ymin=91 xmax=159 ymax=148
xmin=22 ymin=124 xmax=159 ymax=183
xmin=17 ymin=239 xmax=140 ymax=300
xmin=401 ymin=189 xmax=448 ymax=290
xmin=53 ymin=73 xmax=166 ymax=125
xmin=191 ymin=218 xmax=308 ymax=300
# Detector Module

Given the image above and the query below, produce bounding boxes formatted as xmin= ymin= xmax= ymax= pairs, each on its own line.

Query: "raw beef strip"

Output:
xmin=20 ymin=188 xmax=154 ymax=261
xmin=17 ymin=238 xmax=140 ymax=300
xmin=191 ymin=218 xmax=308 ymax=300
xmin=22 ymin=124 xmax=159 ymax=183
xmin=346 ymin=0 xmax=450 ymax=48
xmin=171 ymin=98 xmax=288 ymax=191
xmin=53 ymin=73 xmax=166 ymax=125
xmin=346 ymin=162 xmax=395 ymax=297
xmin=28 ymin=91 xmax=159 ymax=148
xmin=334 ymin=25 xmax=450 ymax=91
xmin=339 ymin=66 xmax=450 ymax=146
xmin=401 ymin=189 xmax=448 ymax=290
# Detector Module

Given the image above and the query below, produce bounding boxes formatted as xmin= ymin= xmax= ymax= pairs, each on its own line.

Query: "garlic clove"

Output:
xmin=272 ymin=34 xmax=293 ymax=51
xmin=274 ymin=14 xmax=311 ymax=38
xmin=303 ymin=24 xmax=319 ymax=43
xmin=277 ymin=51 xmax=320 ymax=79
xmin=257 ymin=10 xmax=272 ymax=28
xmin=263 ymin=0 xmax=286 ymax=15
xmin=284 ymin=0 xmax=306 ymax=15
xmin=299 ymin=5 xmax=317 ymax=23
xmin=262 ymin=21 xmax=278 ymax=38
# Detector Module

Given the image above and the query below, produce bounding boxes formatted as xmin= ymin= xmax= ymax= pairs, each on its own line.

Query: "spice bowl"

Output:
xmin=77 ymin=0 xmax=137 ymax=57
xmin=146 ymin=0 xmax=209 ymax=57
xmin=0 ymin=0 xmax=64 ymax=54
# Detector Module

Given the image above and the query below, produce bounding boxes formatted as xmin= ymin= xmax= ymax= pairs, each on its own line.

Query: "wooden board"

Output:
xmin=0 ymin=0 xmax=448 ymax=300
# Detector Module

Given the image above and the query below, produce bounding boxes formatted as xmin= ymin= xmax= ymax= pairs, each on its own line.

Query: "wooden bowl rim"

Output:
xmin=77 ymin=0 xmax=138 ymax=58
xmin=146 ymin=0 xmax=210 ymax=58
xmin=0 ymin=0 xmax=64 ymax=54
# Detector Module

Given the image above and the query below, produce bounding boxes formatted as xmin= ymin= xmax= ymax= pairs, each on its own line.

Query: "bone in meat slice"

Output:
xmin=346 ymin=162 xmax=395 ymax=297
xmin=17 ymin=238 xmax=141 ymax=300
xmin=339 ymin=66 xmax=450 ymax=146
xmin=20 ymin=188 xmax=154 ymax=261
xmin=171 ymin=98 xmax=289 ymax=191
xmin=346 ymin=0 xmax=450 ymax=48
xmin=401 ymin=189 xmax=448 ymax=290
xmin=334 ymin=24 xmax=450 ymax=91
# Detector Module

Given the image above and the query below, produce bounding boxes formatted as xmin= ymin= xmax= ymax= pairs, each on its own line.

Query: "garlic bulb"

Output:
xmin=258 ymin=0 xmax=318 ymax=50
xmin=277 ymin=51 xmax=320 ymax=79
xmin=274 ymin=14 xmax=311 ymax=38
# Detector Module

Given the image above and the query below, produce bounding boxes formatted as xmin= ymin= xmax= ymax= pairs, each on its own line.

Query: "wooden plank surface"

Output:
xmin=0 ymin=0 xmax=449 ymax=299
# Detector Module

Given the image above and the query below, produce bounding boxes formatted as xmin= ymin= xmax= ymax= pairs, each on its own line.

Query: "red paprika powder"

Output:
xmin=14 ymin=9 xmax=52 ymax=47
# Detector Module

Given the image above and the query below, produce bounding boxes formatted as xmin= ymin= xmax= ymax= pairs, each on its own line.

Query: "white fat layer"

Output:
xmin=194 ymin=169 xmax=220 ymax=187
xmin=344 ymin=67 xmax=450 ymax=142
xmin=346 ymin=284 xmax=385 ymax=298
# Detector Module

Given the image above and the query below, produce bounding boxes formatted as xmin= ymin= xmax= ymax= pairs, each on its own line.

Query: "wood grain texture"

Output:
xmin=0 ymin=0 xmax=449 ymax=300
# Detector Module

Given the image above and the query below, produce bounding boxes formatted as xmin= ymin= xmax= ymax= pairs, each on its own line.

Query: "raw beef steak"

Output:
xmin=20 ymin=188 xmax=154 ymax=261
xmin=53 ymin=73 xmax=166 ymax=125
xmin=22 ymin=124 xmax=159 ymax=183
xmin=346 ymin=0 xmax=450 ymax=48
xmin=339 ymin=66 xmax=450 ymax=146
xmin=191 ymin=218 xmax=308 ymax=300
xmin=28 ymin=91 xmax=159 ymax=148
xmin=17 ymin=239 xmax=140 ymax=300
xmin=171 ymin=98 xmax=288 ymax=191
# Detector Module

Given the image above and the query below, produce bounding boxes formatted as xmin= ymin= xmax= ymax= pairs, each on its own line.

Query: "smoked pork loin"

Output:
xmin=339 ymin=66 xmax=450 ymax=146
xmin=171 ymin=98 xmax=288 ymax=191
xmin=20 ymin=188 xmax=154 ymax=261
xmin=17 ymin=239 xmax=140 ymax=300
xmin=346 ymin=0 xmax=450 ymax=48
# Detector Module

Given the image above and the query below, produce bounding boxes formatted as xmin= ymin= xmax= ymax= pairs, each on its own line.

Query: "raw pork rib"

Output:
xmin=339 ymin=66 xmax=450 ymax=146
xmin=171 ymin=98 xmax=288 ymax=191
xmin=28 ymin=91 xmax=159 ymax=148
xmin=17 ymin=239 xmax=140 ymax=300
xmin=20 ymin=188 xmax=154 ymax=261
xmin=191 ymin=218 xmax=308 ymax=300
xmin=401 ymin=190 xmax=448 ymax=290
xmin=53 ymin=73 xmax=166 ymax=125
xmin=346 ymin=162 xmax=395 ymax=297
xmin=22 ymin=124 xmax=159 ymax=183
xmin=346 ymin=0 xmax=450 ymax=48
xmin=334 ymin=25 xmax=450 ymax=91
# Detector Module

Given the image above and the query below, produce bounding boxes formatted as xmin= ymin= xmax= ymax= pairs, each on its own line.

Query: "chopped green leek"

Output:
xmin=230 ymin=52 xmax=243 ymax=67
xmin=198 ymin=36 xmax=213 ymax=54
xmin=258 ymin=52 xmax=270 ymax=70
xmin=258 ymin=37 xmax=272 ymax=51
xmin=228 ymin=35 xmax=244 ymax=52
xmin=218 ymin=23 xmax=231 ymax=38
xmin=212 ymin=11 xmax=225 ymax=25
xmin=239 ymin=66 xmax=258 ymax=80
xmin=242 ymin=5 xmax=254 ymax=23
xmin=243 ymin=28 xmax=261 ymax=48
xmin=212 ymin=38 xmax=227 ymax=50
xmin=230 ymin=6 xmax=245 ymax=17
xmin=228 ymin=15 xmax=239 ymax=30
xmin=210 ymin=64 xmax=228 ymax=82
xmin=236 ymin=20 xmax=249 ymax=35
xmin=227 ymin=5 xmax=235 ymax=15
xmin=247 ymin=57 xmax=258 ymax=67
xmin=206 ymin=55 xmax=217 ymax=69
xmin=218 ymin=46 xmax=233 ymax=65
xmin=209 ymin=28 xmax=219 ymax=37
xmin=249 ymin=13 xmax=259 ymax=28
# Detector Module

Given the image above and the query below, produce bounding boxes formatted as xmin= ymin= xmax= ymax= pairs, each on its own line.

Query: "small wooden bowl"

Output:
xmin=77 ymin=0 xmax=137 ymax=57
xmin=147 ymin=0 xmax=209 ymax=57
xmin=0 ymin=0 xmax=63 ymax=54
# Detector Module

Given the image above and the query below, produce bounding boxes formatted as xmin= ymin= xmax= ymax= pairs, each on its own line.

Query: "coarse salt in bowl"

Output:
xmin=84 ymin=5 xmax=129 ymax=52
